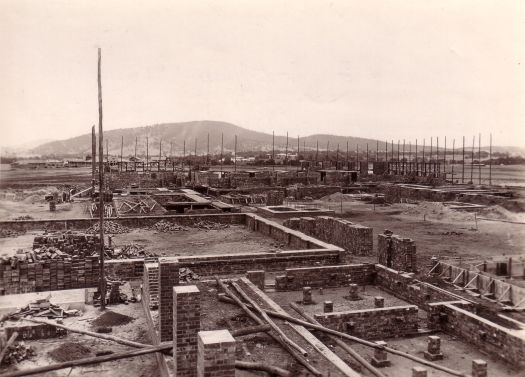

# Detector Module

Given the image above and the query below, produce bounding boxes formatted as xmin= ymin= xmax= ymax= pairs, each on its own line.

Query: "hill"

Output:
xmin=30 ymin=121 xmax=381 ymax=157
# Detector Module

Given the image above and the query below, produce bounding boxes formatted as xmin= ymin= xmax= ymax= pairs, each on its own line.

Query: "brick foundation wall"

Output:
xmin=377 ymin=231 xmax=416 ymax=272
xmin=283 ymin=216 xmax=373 ymax=256
xmin=105 ymin=171 xmax=184 ymax=190
xmin=275 ymin=264 xmax=375 ymax=291
xmin=374 ymin=264 xmax=465 ymax=310
xmin=5 ymin=323 xmax=66 ymax=341
xmin=428 ymin=302 xmax=525 ymax=368
xmin=314 ymin=305 xmax=419 ymax=339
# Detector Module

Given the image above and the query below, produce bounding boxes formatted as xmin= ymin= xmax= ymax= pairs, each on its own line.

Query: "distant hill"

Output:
xmin=29 ymin=121 xmax=381 ymax=157
xmin=29 ymin=121 xmax=525 ymax=158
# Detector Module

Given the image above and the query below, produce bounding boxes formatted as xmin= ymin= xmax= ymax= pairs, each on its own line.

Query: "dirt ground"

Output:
xmin=307 ymin=198 xmax=525 ymax=271
xmin=1 ymin=286 xmax=159 ymax=377
xmin=0 ymin=168 xmax=92 ymax=188
xmin=111 ymin=225 xmax=290 ymax=257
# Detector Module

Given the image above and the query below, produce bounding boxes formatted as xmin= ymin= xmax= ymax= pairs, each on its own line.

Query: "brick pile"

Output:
xmin=377 ymin=230 xmax=417 ymax=272
xmin=314 ymin=305 xmax=419 ymax=340
xmin=266 ymin=190 xmax=284 ymax=206
xmin=33 ymin=232 xmax=101 ymax=257
xmin=284 ymin=216 xmax=373 ymax=256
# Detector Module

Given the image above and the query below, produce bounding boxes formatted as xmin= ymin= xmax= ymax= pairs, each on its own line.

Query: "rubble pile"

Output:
xmin=112 ymin=243 xmax=155 ymax=259
xmin=7 ymin=298 xmax=81 ymax=320
xmin=0 ymin=229 xmax=25 ymax=239
xmin=1 ymin=342 xmax=35 ymax=366
xmin=150 ymin=220 xmax=189 ymax=232
xmin=179 ymin=267 xmax=199 ymax=283
xmin=86 ymin=221 xmax=130 ymax=234
xmin=188 ymin=220 xmax=230 ymax=230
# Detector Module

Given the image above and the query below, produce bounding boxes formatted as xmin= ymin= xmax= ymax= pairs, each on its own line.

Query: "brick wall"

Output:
xmin=314 ymin=305 xmax=419 ymax=340
xmin=283 ymin=216 xmax=373 ymax=256
xmin=374 ymin=264 xmax=464 ymax=310
xmin=159 ymin=258 xmax=179 ymax=342
xmin=428 ymin=302 xmax=525 ymax=368
xmin=275 ymin=264 xmax=375 ymax=291
xmin=377 ymin=231 xmax=417 ymax=272
xmin=105 ymin=171 xmax=183 ymax=190
xmin=197 ymin=330 xmax=236 ymax=377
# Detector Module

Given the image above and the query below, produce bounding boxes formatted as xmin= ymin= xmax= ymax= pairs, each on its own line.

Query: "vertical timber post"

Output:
xmin=97 ymin=48 xmax=106 ymax=310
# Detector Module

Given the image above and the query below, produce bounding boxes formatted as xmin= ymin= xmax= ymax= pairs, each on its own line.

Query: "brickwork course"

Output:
xmin=283 ymin=216 xmax=373 ymax=256
xmin=159 ymin=258 xmax=179 ymax=342
xmin=143 ymin=262 xmax=159 ymax=309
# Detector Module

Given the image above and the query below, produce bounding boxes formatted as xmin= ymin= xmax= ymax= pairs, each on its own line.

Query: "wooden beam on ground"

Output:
xmin=25 ymin=318 xmax=150 ymax=349
xmin=215 ymin=277 xmax=322 ymax=377
xmin=0 ymin=332 xmax=18 ymax=366
xmin=289 ymin=303 xmax=386 ymax=377
xmin=230 ymin=324 xmax=271 ymax=337
xmin=0 ymin=344 xmax=172 ymax=377
xmin=231 ymin=281 xmax=308 ymax=357
xmin=218 ymin=294 xmax=470 ymax=377
xmin=235 ymin=360 xmax=292 ymax=377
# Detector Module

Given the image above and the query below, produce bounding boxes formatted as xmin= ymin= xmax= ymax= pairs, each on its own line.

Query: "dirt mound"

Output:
xmin=92 ymin=311 xmax=135 ymax=327
xmin=48 ymin=342 xmax=91 ymax=362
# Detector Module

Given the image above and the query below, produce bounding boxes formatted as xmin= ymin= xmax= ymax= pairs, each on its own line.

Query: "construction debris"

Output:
xmin=112 ymin=243 xmax=154 ymax=259
xmin=150 ymin=220 xmax=189 ymax=232
xmin=0 ymin=229 xmax=25 ymax=239
xmin=188 ymin=220 xmax=230 ymax=230
xmin=179 ymin=267 xmax=199 ymax=283
xmin=86 ymin=221 xmax=130 ymax=234
xmin=1 ymin=341 xmax=35 ymax=366
xmin=6 ymin=297 xmax=81 ymax=320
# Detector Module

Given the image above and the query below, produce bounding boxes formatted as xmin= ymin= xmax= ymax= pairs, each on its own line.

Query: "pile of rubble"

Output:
xmin=179 ymin=267 xmax=199 ymax=283
xmin=150 ymin=220 xmax=189 ymax=233
xmin=188 ymin=220 xmax=230 ymax=231
xmin=0 ymin=229 xmax=25 ymax=239
xmin=1 ymin=342 xmax=35 ymax=366
xmin=112 ymin=243 xmax=155 ymax=259
xmin=86 ymin=221 xmax=130 ymax=234
xmin=33 ymin=232 xmax=101 ymax=257
xmin=6 ymin=297 xmax=81 ymax=320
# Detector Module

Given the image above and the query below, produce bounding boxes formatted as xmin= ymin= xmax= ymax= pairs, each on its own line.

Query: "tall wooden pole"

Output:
xmin=402 ymin=140 xmax=405 ymax=175
xmin=422 ymin=139 xmax=426 ymax=176
xmin=183 ymin=139 xmax=186 ymax=172
xmin=285 ymin=132 xmax=289 ymax=165
xmin=478 ymin=133 xmax=482 ymax=184
xmin=134 ymin=137 xmax=137 ymax=172
xmin=272 ymin=131 xmax=275 ymax=169
xmin=451 ymin=139 xmax=455 ymax=184
xmin=489 ymin=133 xmax=492 ymax=185
xmin=316 ymin=140 xmax=319 ymax=164
xmin=91 ymin=125 xmax=96 ymax=193
xmin=462 ymin=136 xmax=465 ymax=184
xmin=376 ymin=140 xmax=379 ymax=162
xmin=436 ymin=137 xmax=439 ymax=175
xmin=444 ymin=136 xmax=447 ymax=179
xmin=146 ymin=137 xmax=149 ymax=172
xmin=120 ymin=136 xmax=123 ymax=173
xmin=366 ymin=143 xmax=369 ymax=172
xmin=234 ymin=135 xmax=237 ymax=171
xmin=471 ymin=136 xmax=475 ymax=183
xmin=346 ymin=141 xmax=349 ymax=169
xmin=207 ymin=133 xmax=210 ymax=165
xmin=159 ymin=139 xmax=162 ymax=172
xmin=97 ymin=48 xmax=106 ymax=310
xmin=335 ymin=144 xmax=339 ymax=167
xmin=326 ymin=141 xmax=329 ymax=162
xmin=415 ymin=139 xmax=418 ymax=175
xmin=221 ymin=133 xmax=224 ymax=173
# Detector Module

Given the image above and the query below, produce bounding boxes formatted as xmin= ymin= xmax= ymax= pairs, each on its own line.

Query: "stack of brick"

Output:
xmin=377 ymin=230 xmax=417 ymax=272
xmin=283 ymin=216 xmax=373 ymax=256
xmin=143 ymin=262 xmax=159 ymax=309
xmin=33 ymin=232 xmax=101 ymax=257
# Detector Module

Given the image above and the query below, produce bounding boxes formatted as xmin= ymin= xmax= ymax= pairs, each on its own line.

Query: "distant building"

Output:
xmin=13 ymin=159 xmax=62 ymax=169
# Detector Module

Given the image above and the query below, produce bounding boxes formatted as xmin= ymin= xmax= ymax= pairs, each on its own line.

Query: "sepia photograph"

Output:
xmin=0 ymin=1 xmax=524 ymax=376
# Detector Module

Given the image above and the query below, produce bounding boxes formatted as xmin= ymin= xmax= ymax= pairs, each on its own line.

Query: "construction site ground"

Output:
xmin=0 ymin=225 xmax=290 ymax=258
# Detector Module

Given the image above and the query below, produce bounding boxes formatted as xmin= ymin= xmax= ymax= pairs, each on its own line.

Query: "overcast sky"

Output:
xmin=1 ymin=0 xmax=524 ymax=148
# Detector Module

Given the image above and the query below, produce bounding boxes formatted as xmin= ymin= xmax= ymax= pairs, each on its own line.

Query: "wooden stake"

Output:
xmin=97 ymin=48 xmax=105 ymax=310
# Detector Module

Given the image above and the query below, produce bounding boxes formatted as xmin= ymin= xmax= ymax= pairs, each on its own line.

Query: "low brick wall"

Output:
xmin=0 ymin=213 xmax=247 ymax=233
xmin=377 ymin=232 xmax=417 ymax=272
xmin=374 ymin=264 xmax=463 ymax=311
xmin=283 ymin=216 xmax=373 ymax=256
xmin=275 ymin=264 xmax=375 ymax=291
xmin=178 ymin=250 xmax=342 ymax=276
xmin=143 ymin=262 xmax=159 ymax=309
xmin=314 ymin=305 xmax=419 ymax=340
xmin=428 ymin=302 xmax=525 ymax=368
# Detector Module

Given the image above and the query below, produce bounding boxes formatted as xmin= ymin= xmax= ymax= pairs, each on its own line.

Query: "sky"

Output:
xmin=1 ymin=0 xmax=524 ymax=148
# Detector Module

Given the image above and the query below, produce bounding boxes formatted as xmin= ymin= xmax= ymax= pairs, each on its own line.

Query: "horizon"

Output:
xmin=2 ymin=0 xmax=525 ymax=148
